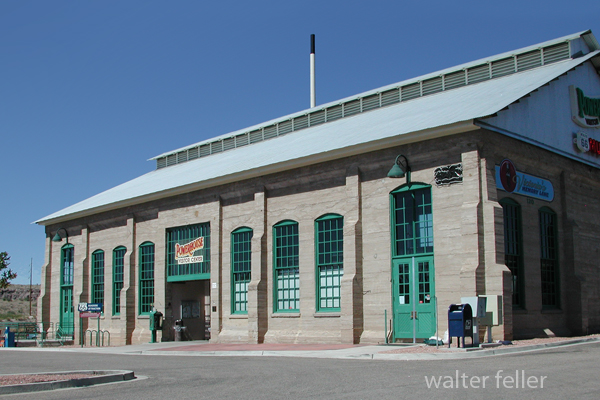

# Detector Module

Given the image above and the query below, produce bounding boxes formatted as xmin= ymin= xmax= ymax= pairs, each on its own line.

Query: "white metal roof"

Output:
xmin=35 ymin=50 xmax=599 ymax=225
xmin=151 ymin=30 xmax=594 ymax=161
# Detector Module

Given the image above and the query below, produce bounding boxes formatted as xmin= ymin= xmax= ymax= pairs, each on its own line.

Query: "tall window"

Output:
xmin=273 ymin=221 xmax=299 ymax=312
xmin=500 ymin=198 xmax=525 ymax=308
xmin=231 ymin=228 xmax=252 ymax=314
xmin=166 ymin=223 xmax=211 ymax=282
xmin=91 ymin=250 xmax=105 ymax=308
xmin=61 ymin=245 xmax=74 ymax=287
xmin=315 ymin=214 xmax=343 ymax=312
xmin=139 ymin=242 xmax=155 ymax=315
xmin=392 ymin=184 xmax=433 ymax=257
xmin=60 ymin=244 xmax=74 ymax=335
xmin=113 ymin=246 xmax=126 ymax=315
xmin=539 ymin=208 xmax=559 ymax=308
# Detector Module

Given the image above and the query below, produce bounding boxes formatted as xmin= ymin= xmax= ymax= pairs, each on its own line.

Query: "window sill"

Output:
xmin=541 ymin=308 xmax=562 ymax=314
xmin=138 ymin=315 xmax=149 ymax=319
xmin=313 ymin=312 xmax=341 ymax=318
xmin=111 ymin=315 xmax=121 ymax=320
xmin=512 ymin=308 xmax=528 ymax=314
xmin=230 ymin=314 xmax=248 ymax=319
xmin=271 ymin=313 xmax=300 ymax=318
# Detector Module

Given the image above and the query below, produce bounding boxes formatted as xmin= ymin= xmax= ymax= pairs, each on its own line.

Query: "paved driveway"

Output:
xmin=1 ymin=342 xmax=599 ymax=399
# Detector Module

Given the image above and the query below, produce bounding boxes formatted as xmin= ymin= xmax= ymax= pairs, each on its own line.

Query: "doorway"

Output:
xmin=169 ymin=280 xmax=210 ymax=340
xmin=392 ymin=256 xmax=435 ymax=339
xmin=390 ymin=183 xmax=435 ymax=341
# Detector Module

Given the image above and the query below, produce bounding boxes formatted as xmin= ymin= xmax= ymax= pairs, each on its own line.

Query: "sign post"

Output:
xmin=77 ymin=303 xmax=103 ymax=347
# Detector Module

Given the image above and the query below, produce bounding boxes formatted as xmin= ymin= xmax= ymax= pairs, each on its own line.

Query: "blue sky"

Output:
xmin=1 ymin=0 xmax=599 ymax=284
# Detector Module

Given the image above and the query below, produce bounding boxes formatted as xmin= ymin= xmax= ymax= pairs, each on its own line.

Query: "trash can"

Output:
xmin=448 ymin=303 xmax=473 ymax=348
xmin=174 ymin=320 xmax=185 ymax=342
xmin=4 ymin=327 xmax=15 ymax=348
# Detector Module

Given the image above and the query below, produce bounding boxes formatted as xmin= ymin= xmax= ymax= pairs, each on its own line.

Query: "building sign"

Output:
xmin=570 ymin=86 xmax=600 ymax=128
xmin=78 ymin=302 xmax=102 ymax=318
xmin=573 ymin=131 xmax=600 ymax=156
xmin=175 ymin=236 xmax=204 ymax=265
xmin=434 ymin=163 xmax=463 ymax=186
xmin=166 ymin=223 xmax=211 ymax=281
xmin=495 ymin=159 xmax=554 ymax=202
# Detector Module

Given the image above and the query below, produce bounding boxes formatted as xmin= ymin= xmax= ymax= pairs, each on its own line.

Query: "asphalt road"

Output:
xmin=1 ymin=342 xmax=599 ymax=399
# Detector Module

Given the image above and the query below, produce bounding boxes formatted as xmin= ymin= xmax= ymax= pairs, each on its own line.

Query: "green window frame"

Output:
xmin=539 ymin=207 xmax=559 ymax=308
xmin=231 ymin=227 xmax=253 ymax=314
xmin=139 ymin=242 xmax=155 ymax=315
xmin=273 ymin=220 xmax=299 ymax=312
xmin=315 ymin=214 xmax=343 ymax=312
xmin=60 ymin=244 xmax=75 ymax=335
xmin=61 ymin=244 xmax=74 ymax=287
xmin=166 ymin=223 xmax=211 ymax=282
xmin=113 ymin=246 xmax=126 ymax=315
xmin=91 ymin=250 xmax=105 ymax=309
xmin=500 ymin=198 xmax=525 ymax=309
xmin=391 ymin=183 xmax=433 ymax=257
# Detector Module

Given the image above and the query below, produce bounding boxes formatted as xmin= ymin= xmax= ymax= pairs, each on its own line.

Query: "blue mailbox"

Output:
xmin=448 ymin=303 xmax=473 ymax=348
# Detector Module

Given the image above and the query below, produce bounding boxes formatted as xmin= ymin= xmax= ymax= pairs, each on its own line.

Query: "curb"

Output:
xmin=138 ymin=337 xmax=600 ymax=360
xmin=0 ymin=370 xmax=135 ymax=395
xmin=372 ymin=337 xmax=600 ymax=360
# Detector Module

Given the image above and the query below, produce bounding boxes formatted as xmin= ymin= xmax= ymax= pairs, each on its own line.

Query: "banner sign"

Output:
xmin=78 ymin=302 xmax=102 ymax=318
xmin=175 ymin=236 xmax=204 ymax=265
xmin=570 ymin=86 xmax=600 ymax=128
xmin=495 ymin=159 xmax=554 ymax=202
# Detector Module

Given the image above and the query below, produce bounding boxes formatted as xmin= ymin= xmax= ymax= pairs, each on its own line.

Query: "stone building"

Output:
xmin=36 ymin=30 xmax=600 ymax=345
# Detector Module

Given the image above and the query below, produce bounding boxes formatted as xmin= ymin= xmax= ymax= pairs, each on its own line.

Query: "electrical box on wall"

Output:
xmin=461 ymin=296 xmax=487 ymax=319
xmin=479 ymin=295 xmax=503 ymax=326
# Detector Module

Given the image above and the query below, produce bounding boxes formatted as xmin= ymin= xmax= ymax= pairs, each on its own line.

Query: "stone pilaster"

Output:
xmin=248 ymin=188 xmax=268 ymax=343
xmin=341 ymin=165 xmax=363 ymax=343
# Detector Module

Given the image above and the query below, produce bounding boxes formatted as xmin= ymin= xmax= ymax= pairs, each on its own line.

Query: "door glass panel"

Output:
xmin=418 ymin=261 xmax=431 ymax=303
xmin=398 ymin=262 xmax=410 ymax=305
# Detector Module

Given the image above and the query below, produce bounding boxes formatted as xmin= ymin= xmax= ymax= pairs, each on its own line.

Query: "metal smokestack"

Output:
xmin=310 ymin=34 xmax=316 ymax=108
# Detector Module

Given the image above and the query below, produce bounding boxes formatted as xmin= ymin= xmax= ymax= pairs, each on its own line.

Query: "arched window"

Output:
xmin=60 ymin=244 xmax=74 ymax=335
xmin=391 ymin=183 xmax=433 ymax=257
xmin=500 ymin=198 xmax=524 ymax=308
xmin=315 ymin=214 xmax=343 ymax=312
xmin=273 ymin=220 xmax=299 ymax=312
xmin=139 ymin=242 xmax=155 ymax=315
xmin=91 ymin=250 xmax=105 ymax=308
xmin=61 ymin=244 xmax=74 ymax=286
xmin=112 ymin=246 xmax=126 ymax=315
xmin=539 ymin=207 xmax=559 ymax=308
xmin=231 ymin=227 xmax=253 ymax=314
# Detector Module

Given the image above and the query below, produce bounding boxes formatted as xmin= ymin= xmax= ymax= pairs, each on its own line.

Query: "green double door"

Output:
xmin=392 ymin=256 xmax=435 ymax=340
xmin=60 ymin=286 xmax=74 ymax=336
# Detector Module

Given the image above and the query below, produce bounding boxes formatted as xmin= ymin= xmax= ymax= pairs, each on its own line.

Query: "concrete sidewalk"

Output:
xmin=3 ymin=336 xmax=599 ymax=360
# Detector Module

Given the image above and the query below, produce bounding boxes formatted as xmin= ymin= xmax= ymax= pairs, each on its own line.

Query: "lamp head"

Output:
xmin=387 ymin=163 xmax=406 ymax=178
xmin=51 ymin=228 xmax=69 ymax=244
xmin=387 ymin=155 xmax=411 ymax=179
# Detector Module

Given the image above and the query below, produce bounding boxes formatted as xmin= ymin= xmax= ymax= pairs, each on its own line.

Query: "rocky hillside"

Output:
xmin=0 ymin=284 xmax=40 ymax=301
xmin=0 ymin=285 xmax=40 ymax=321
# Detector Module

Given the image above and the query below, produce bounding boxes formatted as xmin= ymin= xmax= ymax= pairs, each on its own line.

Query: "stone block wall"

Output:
xmin=38 ymin=128 xmax=600 ymax=344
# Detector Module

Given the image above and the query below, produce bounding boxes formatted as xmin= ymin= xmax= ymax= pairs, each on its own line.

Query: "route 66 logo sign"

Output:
xmin=78 ymin=303 xmax=88 ymax=312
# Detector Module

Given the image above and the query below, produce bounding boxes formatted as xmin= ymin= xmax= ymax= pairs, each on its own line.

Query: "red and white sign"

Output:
xmin=175 ymin=236 xmax=204 ymax=265
xmin=80 ymin=312 xmax=101 ymax=318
